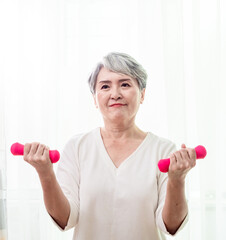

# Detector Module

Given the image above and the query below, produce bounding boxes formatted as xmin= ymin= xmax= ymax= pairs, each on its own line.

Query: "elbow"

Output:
xmin=162 ymin=212 xmax=188 ymax=235
xmin=165 ymin=226 xmax=179 ymax=235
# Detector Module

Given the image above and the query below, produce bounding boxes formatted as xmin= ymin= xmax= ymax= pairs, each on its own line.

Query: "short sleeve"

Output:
xmin=52 ymin=137 xmax=80 ymax=231
xmin=155 ymin=142 xmax=188 ymax=235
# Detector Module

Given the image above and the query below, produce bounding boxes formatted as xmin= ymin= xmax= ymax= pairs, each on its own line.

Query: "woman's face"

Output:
xmin=93 ymin=67 xmax=145 ymax=124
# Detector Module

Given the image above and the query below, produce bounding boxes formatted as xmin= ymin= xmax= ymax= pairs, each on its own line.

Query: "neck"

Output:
xmin=100 ymin=121 xmax=145 ymax=140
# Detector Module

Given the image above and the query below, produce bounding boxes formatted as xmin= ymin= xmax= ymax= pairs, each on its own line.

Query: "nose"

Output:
xmin=110 ymin=86 xmax=122 ymax=100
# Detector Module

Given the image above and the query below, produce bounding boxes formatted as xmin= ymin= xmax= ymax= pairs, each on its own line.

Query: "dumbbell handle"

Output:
xmin=158 ymin=145 xmax=207 ymax=173
xmin=10 ymin=142 xmax=60 ymax=163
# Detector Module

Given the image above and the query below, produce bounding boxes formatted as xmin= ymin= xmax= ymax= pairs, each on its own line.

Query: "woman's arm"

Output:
xmin=38 ymin=169 xmax=70 ymax=229
xmin=162 ymin=178 xmax=187 ymax=234
xmin=162 ymin=144 xmax=196 ymax=234
xmin=23 ymin=142 xmax=70 ymax=229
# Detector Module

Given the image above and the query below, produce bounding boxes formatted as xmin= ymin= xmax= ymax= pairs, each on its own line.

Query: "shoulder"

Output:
xmin=148 ymin=131 xmax=175 ymax=146
xmin=58 ymin=128 xmax=100 ymax=167
xmin=147 ymin=131 xmax=177 ymax=156
xmin=63 ymin=127 xmax=100 ymax=151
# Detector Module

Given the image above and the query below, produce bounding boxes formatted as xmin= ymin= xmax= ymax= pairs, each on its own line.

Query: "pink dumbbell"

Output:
xmin=10 ymin=142 xmax=60 ymax=163
xmin=158 ymin=145 xmax=207 ymax=173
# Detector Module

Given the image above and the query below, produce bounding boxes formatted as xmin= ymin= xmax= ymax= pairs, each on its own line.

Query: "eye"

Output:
xmin=101 ymin=84 xmax=110 ymax=90
xmin=121 ymin=83 xmax=130 ymax=87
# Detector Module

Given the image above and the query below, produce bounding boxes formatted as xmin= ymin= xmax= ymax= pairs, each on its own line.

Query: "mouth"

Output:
xmin=109 ymin=103 xmax=126 ymax=107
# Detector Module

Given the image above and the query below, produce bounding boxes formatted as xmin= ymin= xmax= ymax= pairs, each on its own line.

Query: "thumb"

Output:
xmin=181 ymin=143 xmax=186 ymax=148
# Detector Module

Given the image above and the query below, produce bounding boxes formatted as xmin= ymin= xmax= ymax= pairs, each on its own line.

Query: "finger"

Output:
xmin=170 ymin=153 xmax=177 ymax=164
xmin=174 ymin=151 xmax=183 ymax=163
xmin=180 ymin=148 xmax=190 ymax=161
xmin=179 ymin=149 xmax=190 ymax=168
xmin=36 ymin=144 xmax=46 ymax=156
xmin=186 ymin=148 xmax=196 ymax=159
xmin=24 ymin=143 xmax=31 ymax=156
xmin=181 ymin=143 xmax=186 ymax=148
xmin=169 ymin=153 xmax=177 ymax=171
xmin=187 ymin=148 xmax=197 ymax=167
xmin=173 ymin=151 xmax=188 ymax=169
xmin=44 ymin=146 xmax=50 ymax=160
xmin=29 ymin=142 xmax=39 ymax=155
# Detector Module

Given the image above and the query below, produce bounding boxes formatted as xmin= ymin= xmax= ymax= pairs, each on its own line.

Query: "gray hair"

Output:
xmin=88 ymin=52 xmax=148 ymax=94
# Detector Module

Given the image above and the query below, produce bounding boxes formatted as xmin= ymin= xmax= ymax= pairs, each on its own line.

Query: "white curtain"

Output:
xmin=1 ymin=0 xmax=225 ymax=239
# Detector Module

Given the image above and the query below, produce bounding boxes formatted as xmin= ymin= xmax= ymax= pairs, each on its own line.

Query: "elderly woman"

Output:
xmin=24 ymin=52 xmax=196 ymax=240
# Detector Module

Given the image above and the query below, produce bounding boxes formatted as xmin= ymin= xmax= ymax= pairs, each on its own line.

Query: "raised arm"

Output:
xmin=162 ymin=143 xmax=196 ymax=234
xmin=23 ymin=142 xmax=70 ymax=229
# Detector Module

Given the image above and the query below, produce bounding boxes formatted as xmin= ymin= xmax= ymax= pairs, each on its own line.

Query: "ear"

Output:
xmin=140 ymin=88 xmax=145 ymax=104
xmin=93 ymin=94 xmax=98 ymax=108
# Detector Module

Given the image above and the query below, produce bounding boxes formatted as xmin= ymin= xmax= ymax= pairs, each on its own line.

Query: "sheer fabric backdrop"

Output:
xmin=1 ymin=0 xmax=226 ymax=239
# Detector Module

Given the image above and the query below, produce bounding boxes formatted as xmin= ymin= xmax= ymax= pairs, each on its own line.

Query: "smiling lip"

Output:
xmin=109 ymin=103 xmax=126 ymax=107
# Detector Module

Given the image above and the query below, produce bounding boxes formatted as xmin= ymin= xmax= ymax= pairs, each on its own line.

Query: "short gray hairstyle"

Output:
xmin=88 ymin=52 xmax=148 ymax=94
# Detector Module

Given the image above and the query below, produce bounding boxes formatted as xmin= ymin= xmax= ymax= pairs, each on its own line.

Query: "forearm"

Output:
xmin=38 ymin=171 xmax=70 ymax=229
xmin=162 ymin=179 xmax=188 ymax=235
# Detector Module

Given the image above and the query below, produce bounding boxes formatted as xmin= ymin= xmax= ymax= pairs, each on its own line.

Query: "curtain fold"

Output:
xmin=1 ymin=0 xmax=225 ymax=239
xmin=0 ymin=62 xmax=7 ymax=240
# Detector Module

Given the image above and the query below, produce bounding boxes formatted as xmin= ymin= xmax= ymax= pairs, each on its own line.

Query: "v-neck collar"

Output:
xmin=95 ymin=127 xmax=150 ymax=172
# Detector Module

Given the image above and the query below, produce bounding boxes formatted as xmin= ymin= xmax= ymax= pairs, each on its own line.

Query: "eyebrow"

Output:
xmin=98 ymin=79 xmax=132 ymax=84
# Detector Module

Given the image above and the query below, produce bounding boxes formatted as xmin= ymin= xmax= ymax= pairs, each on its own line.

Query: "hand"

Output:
xmin=168 ymin=144 xmax=196 ymax=182
xmin=23 ymin=142 xmax=53 ymax=177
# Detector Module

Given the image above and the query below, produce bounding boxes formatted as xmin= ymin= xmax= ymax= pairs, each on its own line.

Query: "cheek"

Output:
xmin=129 ymin=91 xmax=141 ymax=104
xmin=95 ymin=93 xmax=107 ymax=106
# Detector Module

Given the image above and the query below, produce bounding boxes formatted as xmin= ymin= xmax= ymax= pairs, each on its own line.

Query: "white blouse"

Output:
xmin=53 ymin=127 xmax=188 ymax=240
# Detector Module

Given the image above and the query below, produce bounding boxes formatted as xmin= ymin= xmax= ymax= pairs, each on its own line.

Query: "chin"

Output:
xmin=110 ymin=114 xmax=128 ymax=122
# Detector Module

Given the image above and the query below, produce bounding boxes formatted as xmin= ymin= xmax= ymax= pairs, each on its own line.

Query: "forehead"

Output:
xmin=97 ymin=67 xmax=133 ymax=82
